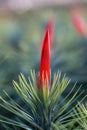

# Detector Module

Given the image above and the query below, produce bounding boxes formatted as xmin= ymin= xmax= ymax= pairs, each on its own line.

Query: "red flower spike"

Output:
xmin=38 ymin=29 xmax=50 ymax=90
xmin=40 ymin=20 xmax=54 ymax=51
xmin=46 ymin=19 xmax=54 ymax=49
xmin=72 ymin=11 xmax=87 ymax=36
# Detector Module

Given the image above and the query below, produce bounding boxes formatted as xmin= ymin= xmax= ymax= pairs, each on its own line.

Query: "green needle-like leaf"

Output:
xmin=0 ymin=71 xmax=86 ymax=130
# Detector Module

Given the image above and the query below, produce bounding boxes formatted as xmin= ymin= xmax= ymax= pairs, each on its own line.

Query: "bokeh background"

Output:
xmin=0 ymin=0 xmax=87 ymax=126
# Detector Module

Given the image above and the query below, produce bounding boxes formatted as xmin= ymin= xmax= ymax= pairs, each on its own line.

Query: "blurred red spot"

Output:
xmin=72 ymin=10 xmax=87 ymax=36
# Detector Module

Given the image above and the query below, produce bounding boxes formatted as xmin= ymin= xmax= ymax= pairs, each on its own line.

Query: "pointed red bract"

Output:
xmin=46 ymin=19 xmax=54 ymax=49
xmin=38 ymin=29 xmax=50 ymax=90
xmin=40 ymin=20 xmax=54 ymax=51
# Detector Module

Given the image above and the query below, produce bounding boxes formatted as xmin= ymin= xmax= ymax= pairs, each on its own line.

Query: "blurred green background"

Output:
xmin=0 ymin=4 xmax=87 ymax=129
xmin=0 ymin=6 xmax=87 ymax=98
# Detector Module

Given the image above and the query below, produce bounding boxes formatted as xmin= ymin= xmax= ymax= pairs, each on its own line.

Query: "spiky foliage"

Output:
xmin=72 ymin=102 xmax=87 ymax=129
xmin=0 ymin=70 xmax=86 ymax=130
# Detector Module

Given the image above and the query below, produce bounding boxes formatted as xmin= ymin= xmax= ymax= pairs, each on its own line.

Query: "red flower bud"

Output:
xmin=46 ymin=19 xmax=54 ymax=49
xmin=38 ymin=29 xmax=50 ymax=90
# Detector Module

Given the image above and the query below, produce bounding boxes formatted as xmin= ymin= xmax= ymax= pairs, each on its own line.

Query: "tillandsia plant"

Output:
xmin=0 ymin=20 xmax=87 ymax=130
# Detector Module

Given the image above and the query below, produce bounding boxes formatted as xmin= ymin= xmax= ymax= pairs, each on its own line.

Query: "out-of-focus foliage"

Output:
xmin=0 ymin=6 xmax=87 ymax=129
xmin=0 ymin=7 xmax=86 ymax=90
